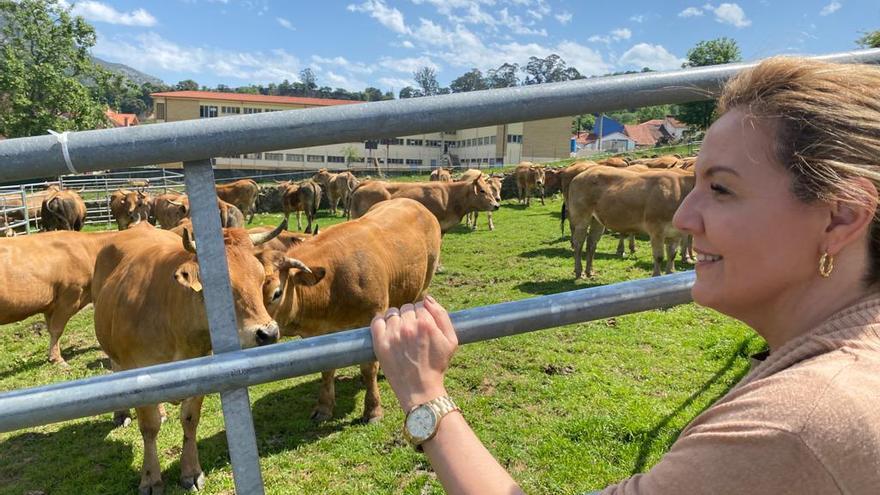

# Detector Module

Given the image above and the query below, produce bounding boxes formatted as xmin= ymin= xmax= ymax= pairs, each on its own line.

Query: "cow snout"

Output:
xmin=255 ymin=321 xmax=280 ymax=346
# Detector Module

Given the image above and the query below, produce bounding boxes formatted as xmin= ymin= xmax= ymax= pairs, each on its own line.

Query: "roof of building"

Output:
xmin=105 ymin=109 xmax=139 ymax=127
xmin=571 ymin=132 xmax=598 ymax=145
xmin=624 ymin=123 xmax=662 ymax=146
xmin=665 ymin=116 xmax=687 ymax=128
xmin=150 ymin=91 xmax=363 ymax=107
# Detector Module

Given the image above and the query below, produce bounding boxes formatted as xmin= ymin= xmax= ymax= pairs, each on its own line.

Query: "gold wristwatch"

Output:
xmin=403 ymin=395 xmax=459 ymax=450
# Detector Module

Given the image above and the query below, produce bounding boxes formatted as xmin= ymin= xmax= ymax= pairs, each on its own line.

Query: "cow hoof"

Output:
xmin=113 ymin=411 xmax=132 ymax=428
xmin=139 ymin=481 xmax=164 ymax=495
xmin=363 ymin=414 xmax=383 ymax=425
xmin=180 ymin=472 xmax=206 ymax=492
xmin=310 ymin=409 xmax=333 ymax=422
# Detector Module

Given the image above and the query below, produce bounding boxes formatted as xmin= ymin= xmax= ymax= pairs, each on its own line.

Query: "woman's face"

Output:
xmin=673 ymin=108 xmax=829 ymax=319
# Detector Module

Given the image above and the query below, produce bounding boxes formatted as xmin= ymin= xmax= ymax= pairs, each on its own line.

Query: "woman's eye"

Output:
xmin=710 ymin=183 xmax=731 ymax=196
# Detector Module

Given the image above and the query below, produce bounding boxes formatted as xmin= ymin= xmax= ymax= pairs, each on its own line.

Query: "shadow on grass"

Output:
xmin=0 ymin=344 xmax=101 ymax=381
xmin=630 ymin=335 xmax=756 ymax=474
xmin=519 ymin=247 xmax=623 ymax=261
xmin=0 ymin=420 xmax=135 ymax=494
xmin=169 ymin=372 xmax=368 ymax=480
xmin=515 ymin=278 xmax=604 ymax=295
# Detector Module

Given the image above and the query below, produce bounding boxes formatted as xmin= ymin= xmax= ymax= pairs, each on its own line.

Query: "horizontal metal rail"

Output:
xmin=0 ymin=271 xmax=695 ymax=432
xmin=1 ymin=49 xmax=878 ymax=182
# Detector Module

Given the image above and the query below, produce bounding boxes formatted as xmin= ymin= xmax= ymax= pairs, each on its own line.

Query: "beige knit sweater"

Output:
xmin=601 ymin=296 xmax=880 ymax=495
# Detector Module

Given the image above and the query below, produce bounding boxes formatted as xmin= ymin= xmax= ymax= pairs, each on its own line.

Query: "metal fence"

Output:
xmin=0 ymin=48 xmax=879 ymax=494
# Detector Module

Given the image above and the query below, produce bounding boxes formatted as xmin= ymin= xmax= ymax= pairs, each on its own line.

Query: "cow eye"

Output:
xmin=272 ymin=287 xmax=283 ymax=300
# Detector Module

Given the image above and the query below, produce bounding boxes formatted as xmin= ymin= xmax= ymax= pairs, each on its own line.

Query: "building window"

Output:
xmin=507 ymin=134 xmax=522 ymax=143
xmin=156 ymin=103 xmax=166 ymax=120
xmin=264 ymin=108 xmax=280 ymax=112
xmin=351 ymin=157 xmax=365 ymax=163
xmin=406 ymin=139 xmax=423 ymax=146
xmin=199 ymin=105 xmax=218 ymax=118
xmin=286 ymin=154 xmax=304 ymax=162
xmin=380 ymin=138 xmax=404 ymax=146
xmin=307 ymin=155 xmax=324 ymax=163
xmin=405 ymin=159 xmax=423 ymax=165
xmin=490 ymin=135 xmax=496 ymax=144
xmin=327 ymin=156 xmax=345 ymax=163
xmin=388 ymin=158 xmax=404 ymax=164
xmin=264 ymin=153 xmax=284 ymax=161
xmin=243 ymin=107 xmax=263 ymax=114
xmin=221 ymin=106 xmax=241 ymax=115
xmin=244 ymin=152 xmax=262 ymax=159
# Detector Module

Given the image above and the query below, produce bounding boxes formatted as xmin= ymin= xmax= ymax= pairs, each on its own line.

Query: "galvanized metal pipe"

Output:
xmin=0 ymin=271 xmax=695 ymax=432
xmin=1 ymin=49 xmax=878 ymax=182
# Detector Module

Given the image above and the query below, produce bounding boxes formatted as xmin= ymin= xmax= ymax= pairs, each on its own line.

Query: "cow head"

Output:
xmin=533 ymin=166 xmax=546 ymax=195
xmin=177 ymin=223 xmax=289 ymax=348
xmin=487 ymin=176 xmax=503 ymax=203
xmin=123 ymin=191 xmax=153 ymax=227
xmin=312 ymin=169 xmax=333 ymax=186
xmin=469 ymin=177 xmax=500 ymax=212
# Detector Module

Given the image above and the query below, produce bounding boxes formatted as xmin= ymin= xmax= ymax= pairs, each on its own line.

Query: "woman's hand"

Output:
xmin=370 ymin=295 xmax=459 ymax=411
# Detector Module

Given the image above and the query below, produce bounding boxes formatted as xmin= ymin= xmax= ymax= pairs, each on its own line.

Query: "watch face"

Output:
xmin=406 ymin=405 xmax=437 ymax=441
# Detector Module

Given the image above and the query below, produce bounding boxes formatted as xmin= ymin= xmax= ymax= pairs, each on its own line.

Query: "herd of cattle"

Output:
xmin=0 ymin=155 xmax=696 ymax=492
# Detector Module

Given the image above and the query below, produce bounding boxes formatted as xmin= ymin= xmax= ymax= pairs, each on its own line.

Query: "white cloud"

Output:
xmin=311 ymin=55 xmax=374 ymax=75
xmin=588 ymin=35 xmax=610 ymax=44
xmin=322 ymin=71 xmax=369 ymax=91
xmin=619 ymin=43 xmax=686 ymax=71
xmin=402 ymin=40 xmax=415 ymax=48
xmin=497 ymin=8 xmax=547 ymax=36
xmin=276 ymin=17 xmax=295 ymax=30
xmin=555 ymin=11 xmax=572 ymax=24
xmin=378 ymin=76 xmax=416 ymax=90
xmin=711 ymin=3 xmax=751 ymax=27
xmin=629 ymin=14 xmax=645 ymax=23
xmin=93 ymin=32 xmax=303 ymax=83
xmin=69 ymin=1 xmax=157 ymax=27
xmin=347 ymin=0 xmax=410 ymax=35
xmin=611 ymin=28 xmax=632 ymax=40
xmin=378 ymin=56 xmax=439 ymax=73
xmin=819 ymin=1 xmax=841 ymax=15
xmin=678 ymin=7 xmax=704 ymax=17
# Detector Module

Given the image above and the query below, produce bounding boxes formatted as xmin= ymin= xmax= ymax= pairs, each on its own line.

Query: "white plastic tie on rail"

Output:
xmin=47 ymin=130 xmax=78 ymax=174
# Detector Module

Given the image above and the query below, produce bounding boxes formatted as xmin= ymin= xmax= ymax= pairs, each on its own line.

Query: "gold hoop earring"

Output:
xmin=819 ymin=252 xmax=834 ymax=278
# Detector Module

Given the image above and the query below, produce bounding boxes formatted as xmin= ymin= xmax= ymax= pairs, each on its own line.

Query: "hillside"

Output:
xmin=91 ymin=56 xmax=165 ymax=86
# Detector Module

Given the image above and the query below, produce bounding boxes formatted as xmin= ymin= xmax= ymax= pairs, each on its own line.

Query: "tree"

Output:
xmin=487 ymin=63 xmax=519 ymax=88
xmin=174 ymin=79 xmax=199 ymax=91
xmin=450 ymin=68 xmax=487 ymax=93
xmin=299 ymin=68 xmax=317 ymax=96
xmin=858 ymin=30 xmax=880 ymax=48
xmin=636 ymin=104 xmax=672 ymax=123
xmin=678 ymin=38 xmax=742 ymax=130
xmin=523 ymin=54 xmax=580 ymax=84
xmin=572 ymin=114 xmax=595 ymax=134
xmin=363 ymin=86 xmax=384 ymax=101
xmin=413 ymin=66 xmax=443 ymax=96
xmin=0 ymin=0 xmax=110 ymax=137
xmin=399 ymin=86 xmax=420 ymax=99
xmin=342 ymin=144 xmax=361 ymax=168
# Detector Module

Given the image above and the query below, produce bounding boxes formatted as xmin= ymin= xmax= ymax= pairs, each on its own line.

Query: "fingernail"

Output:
xmin=425 ymin=294 xmax=436 ymax=304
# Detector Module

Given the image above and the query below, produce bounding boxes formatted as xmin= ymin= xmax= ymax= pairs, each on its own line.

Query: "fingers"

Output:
xmin=370 ymin=313 xmax=388 ymax=353
xmin=423 ymin=294 xmax=458 ymax=345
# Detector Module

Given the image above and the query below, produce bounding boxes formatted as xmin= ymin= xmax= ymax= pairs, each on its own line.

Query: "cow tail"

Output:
xmin=560 ymin=201 xmax=567 ymax=235
xmin=311 ymin=182 xmax=320 ymax=218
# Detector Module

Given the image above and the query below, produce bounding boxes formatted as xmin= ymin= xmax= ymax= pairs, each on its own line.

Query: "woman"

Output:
xmin=371 ymin=57 xmax=880 ymax=494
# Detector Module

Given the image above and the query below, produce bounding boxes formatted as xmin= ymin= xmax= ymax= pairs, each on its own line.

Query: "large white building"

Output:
xmin=151 ymin=91 xmax=572 ymax=170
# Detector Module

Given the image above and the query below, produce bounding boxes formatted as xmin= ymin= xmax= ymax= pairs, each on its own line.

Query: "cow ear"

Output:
xmin=293 ymin=266 xmax=326 ymax=286
xmin=174 ymin=261 xmax=203 ymax=292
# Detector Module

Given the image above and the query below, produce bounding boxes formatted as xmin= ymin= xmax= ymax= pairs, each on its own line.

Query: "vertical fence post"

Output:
xmin=104 ymin=177 xmax=111 ymax=228
xmin=20 ymin=186 xmax=30 ymax=235
xmin=182 ymin=158 xmax=265 ymax=495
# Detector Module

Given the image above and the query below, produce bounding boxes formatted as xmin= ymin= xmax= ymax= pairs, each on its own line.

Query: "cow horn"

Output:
xmin=182 ymin=228 xmax=197 ymax=253
xmin=284 ymin=257 xmax=312 ymax=273
xmin=168 ymin=199 xmax=185 ymax=207
xmin=249 ymin=218 xmax=288 ymax=246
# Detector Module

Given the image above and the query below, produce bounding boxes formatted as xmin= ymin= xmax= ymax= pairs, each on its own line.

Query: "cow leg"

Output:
xmin=179 ymin=395 xmax=206 ymax=492
xmin=571 ymin=222 xmax=588 ymax=279
xmin=137 ymin=404 xmax=165 ymax=495
xmin=649 ymin=235 xmax=665 ymax=277
xmin=360 ymin=361 xmax=383 ymax=423
xmin=629 ymin=234 xmax=637 ymax=255
xmin=681 ymin=235 xmax=694 ymax=263
xmin=471 ymin=211 xmax=479 ymax=230
xmin=616 ymin=235 xmax=626 ymax=257
xmin=296 ymin=211 xmax=302 ymax=231
xmin=44 ymin=289 xmax=84 ymax=366
xmin=665 ymin=238 xmax=678 ymax=274
xmin=540 ymin=191 xmax=545 ymax=206
xmin=488 ymin=211 xmax=495 ymax=231
xmin=584 ymin=218 xmax=605 ymax=278
xmin=110 ymin=359 xmax=134 ymax=427
xmin=310 ymin=369 xmax=336 ymax=422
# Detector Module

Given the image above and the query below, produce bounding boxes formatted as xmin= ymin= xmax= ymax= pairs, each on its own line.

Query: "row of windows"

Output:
xmin=198 ymin=106 xmax=285 ymax=118
xmin=229 ymin=153 xmax=368 ymax=163
xmin=507 ymin=134 xmax=523 ymax=144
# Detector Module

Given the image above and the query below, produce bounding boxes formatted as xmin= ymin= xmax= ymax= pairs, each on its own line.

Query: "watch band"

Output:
xmin=405 ymin=395 xmax=460 ymax=451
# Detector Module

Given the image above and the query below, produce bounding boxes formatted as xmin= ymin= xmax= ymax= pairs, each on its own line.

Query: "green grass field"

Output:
xmin=0 ymin=193 xmax=761 ymax=495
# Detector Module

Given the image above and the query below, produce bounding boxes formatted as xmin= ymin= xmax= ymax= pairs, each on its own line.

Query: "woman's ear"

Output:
xmin=824 ymin=177 xmax=878 ymax=256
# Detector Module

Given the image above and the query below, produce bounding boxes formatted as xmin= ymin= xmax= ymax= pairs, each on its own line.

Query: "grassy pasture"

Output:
xmin=0 ymin=192 xmax=760 ymax=494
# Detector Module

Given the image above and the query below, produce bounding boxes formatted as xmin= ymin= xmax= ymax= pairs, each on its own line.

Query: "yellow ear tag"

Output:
xmin=191 ymin=281 xmax=203 ymax=292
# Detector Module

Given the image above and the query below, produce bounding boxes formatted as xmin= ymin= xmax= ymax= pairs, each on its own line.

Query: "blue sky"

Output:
xmin=74 ymin=0 xmax=879 ymax=92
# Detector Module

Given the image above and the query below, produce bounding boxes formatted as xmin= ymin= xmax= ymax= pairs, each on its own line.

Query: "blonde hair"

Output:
xmin=718 ymin=57 xmax=880 ymax=284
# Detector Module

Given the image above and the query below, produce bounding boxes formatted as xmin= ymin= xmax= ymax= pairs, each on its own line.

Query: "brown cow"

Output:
xmin=630 ymin=154 xmax=681 ymax=169
xmin=0 ymin=230 xmax=119 ymax=364
xmin=349 ymin=177 xmax=499 ymax=234
xmin=109 ymin=189 xmax=153 ymax=230
xmin=430 ymin=167 xmax=452 ymax=182
xmin=0 ymin=184 xmax=61 ymax=228
xmin=154 ymin=193 xmax=244 ymax=229
xmin=41 ymin=188 xmax=87 ymax=231
xmin=247 ymin=224 xmax=314 ymax=252
xmin=216 ymin=179 xmax=259 ymax=223
xmin=558 ymin=161 xmax=598 ymax=235
xmin=514 ymin=163 xmax=546 ymax=206
xmin=258 ymin=198 xmax=441 ymax=423
xmin=312 ymin=169 xmax=357 ymax=216
xmin=597 ymin=156 xmax=629 ymax=168
xmin=567 ymin=166 xmax=694 ymax=278
xmin=281 ymin=180 xmax=322 ymax=233
xmin=459 ymin=169 xmax=503 ymax=230
xmin=92 ymin=222 xmax=283 ymax=493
